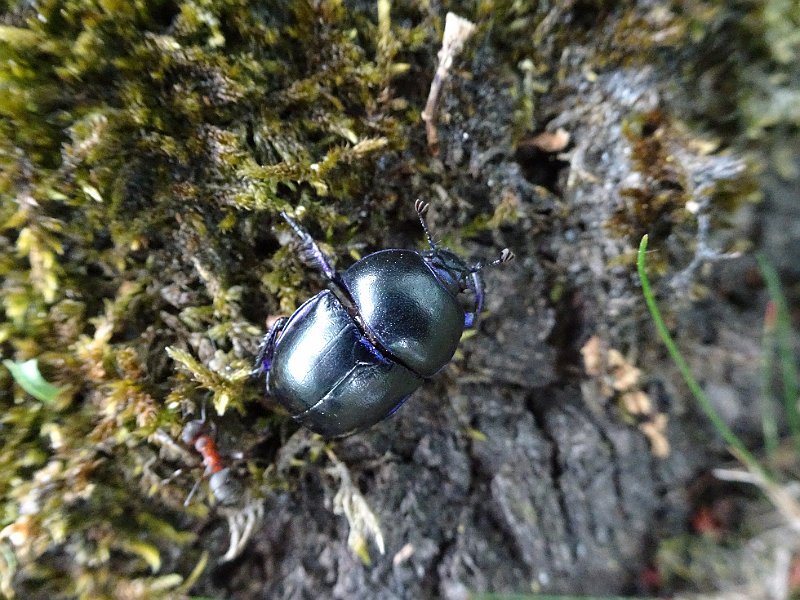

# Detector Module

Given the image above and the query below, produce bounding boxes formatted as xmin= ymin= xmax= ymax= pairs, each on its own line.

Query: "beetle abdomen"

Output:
xmin=294 ymin=360 xmax=420 ymax=437
xmin=268 ymin=291 xmax=358 ymax=414
xmin=340 ymin=249 xmax=464 ymax=377
xmin=269 ymin=290 xmax=422 ymax=436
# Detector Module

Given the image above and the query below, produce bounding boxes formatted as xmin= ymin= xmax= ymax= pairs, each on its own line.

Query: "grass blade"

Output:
xmin=637 ymin=235 xmax=764 ymax=477
xmin=756 ymin=255 xmax=800 ymax=453
xmin=759 ymin=300 xmax=779 ymax=460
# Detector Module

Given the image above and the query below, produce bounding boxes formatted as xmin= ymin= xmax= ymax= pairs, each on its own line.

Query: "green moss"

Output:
xmin=607 ymin=108 xmax=759 ymax=270
xmin=676 ymin=0 xmax=800 ymax=137
xmin=0 ymin=0 xmax=425 ymax=594
xmin=608 ymin=110 xmax=692 ymax=254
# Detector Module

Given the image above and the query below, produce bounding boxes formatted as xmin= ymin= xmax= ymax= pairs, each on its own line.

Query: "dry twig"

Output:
xmin=421 ymin=13 xmax=476 ymax=154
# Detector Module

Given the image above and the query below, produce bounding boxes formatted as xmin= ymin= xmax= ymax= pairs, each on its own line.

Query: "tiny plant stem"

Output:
xmin=756 ymin=254 xmax=800 ymax=454
xmin=759 ymin=300 xmax=779 ymax=460
xmin=637 ymin=235 xmax=765 ymax=478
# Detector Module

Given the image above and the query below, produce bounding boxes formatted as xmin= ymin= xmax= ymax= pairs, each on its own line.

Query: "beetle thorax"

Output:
xmin=422 ymin=248 xmax=471 ymax=297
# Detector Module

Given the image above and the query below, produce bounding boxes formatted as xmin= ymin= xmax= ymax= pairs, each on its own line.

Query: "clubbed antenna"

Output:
xmin=414 ymin=199 xmax=436 ymax=249
xmin=468 ymin=248 xmax=515 ymax=274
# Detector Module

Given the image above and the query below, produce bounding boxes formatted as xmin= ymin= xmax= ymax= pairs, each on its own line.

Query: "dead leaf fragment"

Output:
xmin=640 ymin=413 xmax=670 ymax=458
xmin=582 ymin=334 xmax=668 ymax=457
xmin=621 ymin=390 xmax=652 ymax=415
xmin=525 ymin=128 xmax=571 ymax=153
xmin=393 ymin=543 xmax=415 ymax=566
xmin=581 ymin=335 xmax=603 ymax=376
xmin=608 ymin=348 xmax=641 ymax=391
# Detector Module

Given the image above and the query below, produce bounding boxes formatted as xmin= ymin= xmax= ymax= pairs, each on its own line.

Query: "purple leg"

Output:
xmin=463 ymin=248 xmax=513 ymax=327
xmin=463 ymin=271 xmax=485 ymax=329
xmin=252 ymin=317 xmax=289 ymax=376
xmin=281 ymin=212 xmax=339 ymax=282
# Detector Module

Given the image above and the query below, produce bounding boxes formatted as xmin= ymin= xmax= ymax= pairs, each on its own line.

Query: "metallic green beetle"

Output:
xmin=255 ymin=201 xmax=513 ymax=437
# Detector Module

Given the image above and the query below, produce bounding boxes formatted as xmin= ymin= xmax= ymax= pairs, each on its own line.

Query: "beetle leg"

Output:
xmin=463 ymin=271 xmax=484 ymax=328
xmin=252 ymin=316 xmax=289 ymax=376
xmin=414 ymin=199 xmax=437 ymax=250
xmin=462 ymin=249 xmax=513 ymax=328
xmin=281 ymin=212 xmax=340 ymax=282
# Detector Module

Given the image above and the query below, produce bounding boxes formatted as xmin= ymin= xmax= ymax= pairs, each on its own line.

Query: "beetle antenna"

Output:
xmin=414 ymin=199 xmax=437 ymax=250
xmin=467 ymin=248 xmax=514 ymax=274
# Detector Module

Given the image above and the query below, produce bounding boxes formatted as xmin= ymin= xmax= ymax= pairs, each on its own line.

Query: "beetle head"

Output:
xmin=423 ymin=244 xmax=513 ymax=327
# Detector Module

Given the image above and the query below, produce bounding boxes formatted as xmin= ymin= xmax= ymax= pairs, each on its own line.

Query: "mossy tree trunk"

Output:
xmin=0 ymin=1 xmax=796 ymax=599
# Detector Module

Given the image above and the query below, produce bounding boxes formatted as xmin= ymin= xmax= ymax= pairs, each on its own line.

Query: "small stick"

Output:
xmin=421 ymin=13 xmax=476 ymax=155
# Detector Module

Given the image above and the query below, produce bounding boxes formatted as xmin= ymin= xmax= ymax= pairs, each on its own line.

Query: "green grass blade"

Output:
xmin=2 ymin=358 xmax=63 ymax=403
xmin=637 ymin=235 xmax=764 ymax=477
xmin=759 ymin=300 xmax=779 ymax=460
xmin=756 ymin=255 xmax=800 ymax=453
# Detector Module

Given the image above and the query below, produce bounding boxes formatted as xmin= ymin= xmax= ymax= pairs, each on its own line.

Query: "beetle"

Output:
xmin=254 ymin=200 xmax=513 ymax=437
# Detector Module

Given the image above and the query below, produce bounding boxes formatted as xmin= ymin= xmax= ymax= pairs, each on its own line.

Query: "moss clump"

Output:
xmin=610 ymin=109 xmax=692 ymax=248
xmin=606 ymin=105 xmax=759 ymax=272
xmin=0 ymin=0 xmax=429 ymax=596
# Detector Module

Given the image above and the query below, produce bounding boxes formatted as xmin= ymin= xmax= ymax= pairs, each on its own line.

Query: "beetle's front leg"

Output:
xmin=252 ymin=316 xmax=289 ymax=376
xmin=463 ymin=271 xmax=484 ymax=329
xmin=463 ymin=248 xmax=513 ymax=328
xmin=281 ymin=212 xmax=341 ymax=284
